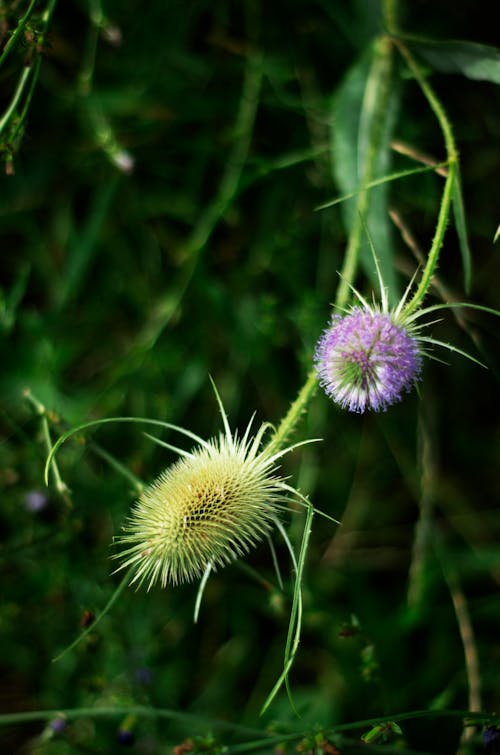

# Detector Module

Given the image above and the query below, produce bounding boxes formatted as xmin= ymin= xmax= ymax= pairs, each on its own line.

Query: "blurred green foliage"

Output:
xmin=1 ymin=0 xmax=499 ymax=753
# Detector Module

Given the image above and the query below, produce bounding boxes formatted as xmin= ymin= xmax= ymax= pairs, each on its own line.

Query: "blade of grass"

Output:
xmin=451 ymin=165 xmax=472 ymax=293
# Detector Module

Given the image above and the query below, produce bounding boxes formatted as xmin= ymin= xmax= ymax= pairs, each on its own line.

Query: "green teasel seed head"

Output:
xmin=114 ymin=393 xmax=313 ymax=589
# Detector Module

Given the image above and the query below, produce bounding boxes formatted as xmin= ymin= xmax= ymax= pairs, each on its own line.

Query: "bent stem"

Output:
xmin=23 ymin=389 xmax=71 ymax=506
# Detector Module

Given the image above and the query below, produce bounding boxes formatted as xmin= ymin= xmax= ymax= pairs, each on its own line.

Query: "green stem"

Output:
xmin=268 ymin=31 xmax=395 ymax=453
xmin=266 ymin=370 xmax=317 ymax=455
xmin=78 ymin=0 xmax=103 ymax=95
xmin=0 ymin=65 xmax=32 ymax=135
xmin=41 ymin=0 xmax=58 ymax=29
xmin=0 ymin=0 xmax=59 ymax=142
xmin=0 ymin=0 xmax=38 ymax=69
xmin=336 ymin=34 xmax=394 ymax=309
xmin=0 ymin=705 xmax=266 ymax=738
xmin=8 ymin=55 xmax=42 ymax=143
xmin=394 ymin=39 xmax=458 ymax=315
xmin=0 ymin=706 xmax=491 ymax=746
xmin=383 ymin=0 xmax=398 ymax=34
xmin=407 ymin=405 xmax=435 ymax=609
xmin=23 ymin=389 xmax=71 ymax=505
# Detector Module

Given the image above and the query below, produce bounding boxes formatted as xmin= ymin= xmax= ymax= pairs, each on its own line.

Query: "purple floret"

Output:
xmin=23 ymin=490 xmax=49 ymax=512
xmin=314 ymin=307 xmax=422 ymax=413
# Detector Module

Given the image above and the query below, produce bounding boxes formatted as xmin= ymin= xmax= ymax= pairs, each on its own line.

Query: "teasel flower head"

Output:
xmin=114 ymin=385 xmax=315 ymax=589
xmin=315 ymin=304 xmax=422 ymax=413
xmin=314 ymin=259 xmax=483 ymax=413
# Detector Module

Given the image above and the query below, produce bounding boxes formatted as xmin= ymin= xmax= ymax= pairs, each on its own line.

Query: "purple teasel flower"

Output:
xmin=314 ymin=258 xmax=484 ymax=414
xmin=314 ymin=307 xmax=422 ymax=413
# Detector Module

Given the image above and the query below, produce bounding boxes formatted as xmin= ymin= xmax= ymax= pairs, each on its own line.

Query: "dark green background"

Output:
xmin=1 ymin=1 xmax=499 ymax=752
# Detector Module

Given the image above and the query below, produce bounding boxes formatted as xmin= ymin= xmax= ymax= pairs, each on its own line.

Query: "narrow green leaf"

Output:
xmin=316 ymin=162 xmax=447 ymax=211
xmin=408 ymin=38 xmax=500 ymax=85
xmin=451 ymin=166 xmax=472 ymax=293
xmin=260 ymin=506 xmax=313 ymax=715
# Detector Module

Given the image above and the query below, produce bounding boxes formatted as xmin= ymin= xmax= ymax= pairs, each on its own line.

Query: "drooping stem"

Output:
xmin=23 ymin=389 xmax=72 ymax=506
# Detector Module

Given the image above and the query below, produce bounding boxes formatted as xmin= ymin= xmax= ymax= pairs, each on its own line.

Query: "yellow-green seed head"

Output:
xmin=114 ymin=422 xmax=296 ymax=589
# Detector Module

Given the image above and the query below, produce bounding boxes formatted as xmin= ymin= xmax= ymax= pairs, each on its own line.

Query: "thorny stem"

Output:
xmin=394 ymin=39 xmax=458 ymax=315
xmin=266 ymin=370 xmax=317 ymax=456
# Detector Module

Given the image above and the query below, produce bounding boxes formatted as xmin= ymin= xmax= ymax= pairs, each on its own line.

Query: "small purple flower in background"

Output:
xmin=49 ymin=717 xmax=67 ymax=735
xmin=23 ymin=490 xmax=49 ymax=513
xmin=315 ymin=307 xmax=421 ymax=413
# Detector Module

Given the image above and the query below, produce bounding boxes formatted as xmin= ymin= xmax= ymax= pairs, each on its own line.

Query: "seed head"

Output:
xmin=114 ymin=406 xmax=306 ymax=589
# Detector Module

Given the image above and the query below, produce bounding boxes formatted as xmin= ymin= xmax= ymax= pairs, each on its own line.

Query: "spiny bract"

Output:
xmin=114 ymin=409 xmax=307 ymax=589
